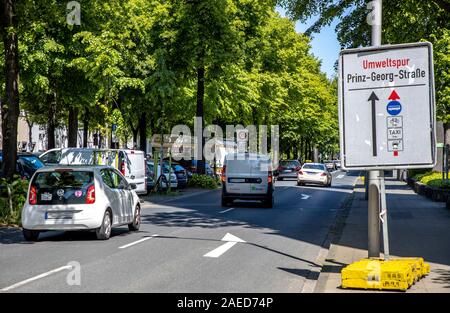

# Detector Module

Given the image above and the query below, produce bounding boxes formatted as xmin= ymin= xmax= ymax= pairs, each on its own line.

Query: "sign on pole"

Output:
xmin=339 ymin=42 xmax=436 ymax=170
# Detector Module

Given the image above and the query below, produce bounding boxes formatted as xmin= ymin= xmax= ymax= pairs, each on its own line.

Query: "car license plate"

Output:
xmin=229 ymin=178 xmax=246 ymax=183
xmin=41 ymin=192 xmax=52 ymax=201
xmin=283 ymin=169 xmax=292 ymax=173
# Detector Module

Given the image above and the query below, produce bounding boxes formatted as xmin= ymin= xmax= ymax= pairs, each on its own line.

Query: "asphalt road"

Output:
xmin=0 ymin=170 xmax=359 ymax=293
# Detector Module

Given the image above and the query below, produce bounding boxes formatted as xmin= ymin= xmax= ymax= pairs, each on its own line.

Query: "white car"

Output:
xmin=297 ymin=163 xmax=332 ymax=187
xmin=21 ymin=165 xmax=141 ymax=241
xmin=39 ymin=148 xmax=147 ymax=195
xmin=221 ymin=153 xmax=274 ymax=208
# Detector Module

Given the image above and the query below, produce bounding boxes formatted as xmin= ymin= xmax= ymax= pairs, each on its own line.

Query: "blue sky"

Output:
xmin=276 ymin=6 xmax=341 ymax=79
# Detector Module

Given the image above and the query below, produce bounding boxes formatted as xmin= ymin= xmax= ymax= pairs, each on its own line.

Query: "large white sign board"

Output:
xmin=339 ymin=42 xmax=436 ymax=170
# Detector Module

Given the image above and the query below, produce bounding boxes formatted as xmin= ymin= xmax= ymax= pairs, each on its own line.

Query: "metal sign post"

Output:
xmin=368 ymin=0 xmax=382 ymax=259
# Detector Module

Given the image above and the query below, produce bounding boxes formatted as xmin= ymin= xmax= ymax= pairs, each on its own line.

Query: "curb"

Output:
xmin=302 ymin=176 xmax=360 ymax=293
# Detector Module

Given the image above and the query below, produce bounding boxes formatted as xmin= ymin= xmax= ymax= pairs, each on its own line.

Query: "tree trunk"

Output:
xmin=83 ymin=108 xmax=89 ymax=148
xmin=196 ymin=64 xmax=206 ymax=174
xmin=132 ymin=128 xmax=138 ymax=148
xmin=47 ymin=94 xmax=56 ymax=150
xmin=445 ymin=122 xmax=450 ymax=146
xmin=26 ymin=119 xmax=34 ymax=152
xmin=1 ymin=0 xmax=20 ymax=180
xmin=139 ymin=112 xmax=147 ymax=153
xmin=68 ymin=106 xmax=78 ymax=147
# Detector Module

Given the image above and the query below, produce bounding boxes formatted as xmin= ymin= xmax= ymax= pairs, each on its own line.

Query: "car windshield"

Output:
xmin=302 ymin=164 xmax=325 ymax=171
xmin=280 ymin=161 xmax=300 ymax=167
xmin=33 ymin=171 xmax=94 ymax=189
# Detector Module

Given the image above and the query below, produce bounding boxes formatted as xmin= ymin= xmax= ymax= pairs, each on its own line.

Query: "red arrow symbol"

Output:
xmin=388 ymin=90 xmax=400 ymax=100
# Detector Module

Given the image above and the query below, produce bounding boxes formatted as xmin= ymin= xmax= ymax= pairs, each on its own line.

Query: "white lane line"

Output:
xmin=119 ymin=234 xmax=158 ymax=249
xmin=1 ymin=265 xmax=72 ymax=292
xmin=219 ymin=208 xmax=235 ymax=214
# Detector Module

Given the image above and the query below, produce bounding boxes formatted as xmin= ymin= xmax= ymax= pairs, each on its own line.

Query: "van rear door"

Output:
xmin=249 ymin=158 xmax=270 ymax=194
xmin=225 ymin=158 xmax=252 ymax=194
xmin=124 ymin=150 xmax=146 ymax=194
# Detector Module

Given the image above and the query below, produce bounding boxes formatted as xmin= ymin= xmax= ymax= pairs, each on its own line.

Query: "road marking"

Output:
xmin=204 ymin=233 xmax=245 ymax=258
xmin=119 ymin=234 xmax=158 ymax=249
xmin=1 ymin=265 xmax=72 ymax=292
xmin=301 ymin=194 xmax=311 ymax=200
xmin=336 ymin=174 xmax=345 ymax=179
xmin=219 ymin=208 xmax=235 ymax=214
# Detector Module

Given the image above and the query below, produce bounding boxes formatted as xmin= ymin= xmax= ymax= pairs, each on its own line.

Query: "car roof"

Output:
xmin=34 ymin=165 xmax=113 ymax=173
xmin=302 ymin=163 xmax=324 ymax=166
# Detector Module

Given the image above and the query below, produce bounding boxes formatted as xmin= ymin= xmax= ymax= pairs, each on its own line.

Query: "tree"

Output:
xmin=280 ymin=0 xmax=450 ymax=144
xmin=1 ymin=0 xmax=20 ymax=180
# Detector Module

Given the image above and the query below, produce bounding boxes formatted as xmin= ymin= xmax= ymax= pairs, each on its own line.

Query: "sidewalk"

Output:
xmin=140 ymin=187 xmax=219 ymax=205
xmin=315 ymin=178 xmax=450 ymax=292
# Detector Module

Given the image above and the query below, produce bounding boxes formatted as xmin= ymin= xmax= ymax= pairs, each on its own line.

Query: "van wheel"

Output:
xmin=23 ymin=229 xmax=40 ymax=241
xmin=96 ymin=210 xmax=112 ymax=240
xmin=263 ymin=196 xmax=274 ymax=208
xmin=128 ymin=205 xmax=141 ymax=231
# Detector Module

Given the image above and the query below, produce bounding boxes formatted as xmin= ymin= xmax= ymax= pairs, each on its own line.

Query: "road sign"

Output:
xmin=338 ymin=42 xmax=436 ymax=170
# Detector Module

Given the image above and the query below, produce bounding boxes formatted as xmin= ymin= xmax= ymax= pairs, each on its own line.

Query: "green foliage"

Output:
xmin=280 ymin=0 xmax=450 ymax=125
xmin=188 ymin=174 xmax=221 ymax=189
xmin=412 ymin=171 xmax=450 ymax=189
xmin=0 ymin=177 xmax=29 ymax=226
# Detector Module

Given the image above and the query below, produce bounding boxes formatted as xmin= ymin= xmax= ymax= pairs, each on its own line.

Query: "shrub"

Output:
xmin=188 ymin=174 xmax=220 ymax=189
xmin=412 ymin=171 xmax=450 ymax=189
xmin=0 ymin=176 xmax=29 ymax=226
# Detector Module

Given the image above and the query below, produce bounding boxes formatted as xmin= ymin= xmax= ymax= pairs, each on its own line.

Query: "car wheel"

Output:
xmin=128 ymin=205 xmax=141 ymax=231
xmin=277 ymin=177 xmax=283 ymax=181
xmin=22 ymin=229 xmax=40 ymax=241
xmin=96 ymin=210 xmax=112 ymax=240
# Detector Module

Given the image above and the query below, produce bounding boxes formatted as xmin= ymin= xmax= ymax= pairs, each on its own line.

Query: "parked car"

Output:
xmin=221 ymin=153 xmax=274 ymax=208
xmin=147 ymin=161 xmax=178 ymax=190
xmin=178 ymin=159 xmax=215 ymax=178
xmin=333 ymin=160 xmax=342 ymax=170
xmin=0 ymin=151 xmax=45 ymax=179
xmin=21 ymin=165 xmax=141 ymax=241
xmin=166 ymin=162 xmax=188 ymax=188
xmin=323 ymin=160 xmax=337 ymax=172
xmin=39 ymin=148 xmax=147 ymax=195
xmin=297 ymin=163 xmax=332 ymax=187
xmin=275 ymin=160 xmax=301 ymax=180
xmin=38 ymin=148 xmax=62 ymax=166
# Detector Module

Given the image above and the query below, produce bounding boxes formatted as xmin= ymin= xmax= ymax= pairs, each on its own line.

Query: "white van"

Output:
xmin=221 ymin=153 xmax=274 ymax=208
xmin=40 ymin=148 xmax=147 ymax=195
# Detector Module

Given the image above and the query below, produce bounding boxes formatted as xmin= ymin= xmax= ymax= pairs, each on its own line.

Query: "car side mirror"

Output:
xmin=129 ymin=183 xmax=137 ymax=190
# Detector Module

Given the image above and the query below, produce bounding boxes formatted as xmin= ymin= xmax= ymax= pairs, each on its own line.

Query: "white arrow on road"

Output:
xmin=336 ymin=174 xmax=345 ymax=179
xmin=204 ymin=233 xmax=245 ymax=258
xmin=301 ymin=194 xmax=311 ymax=200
